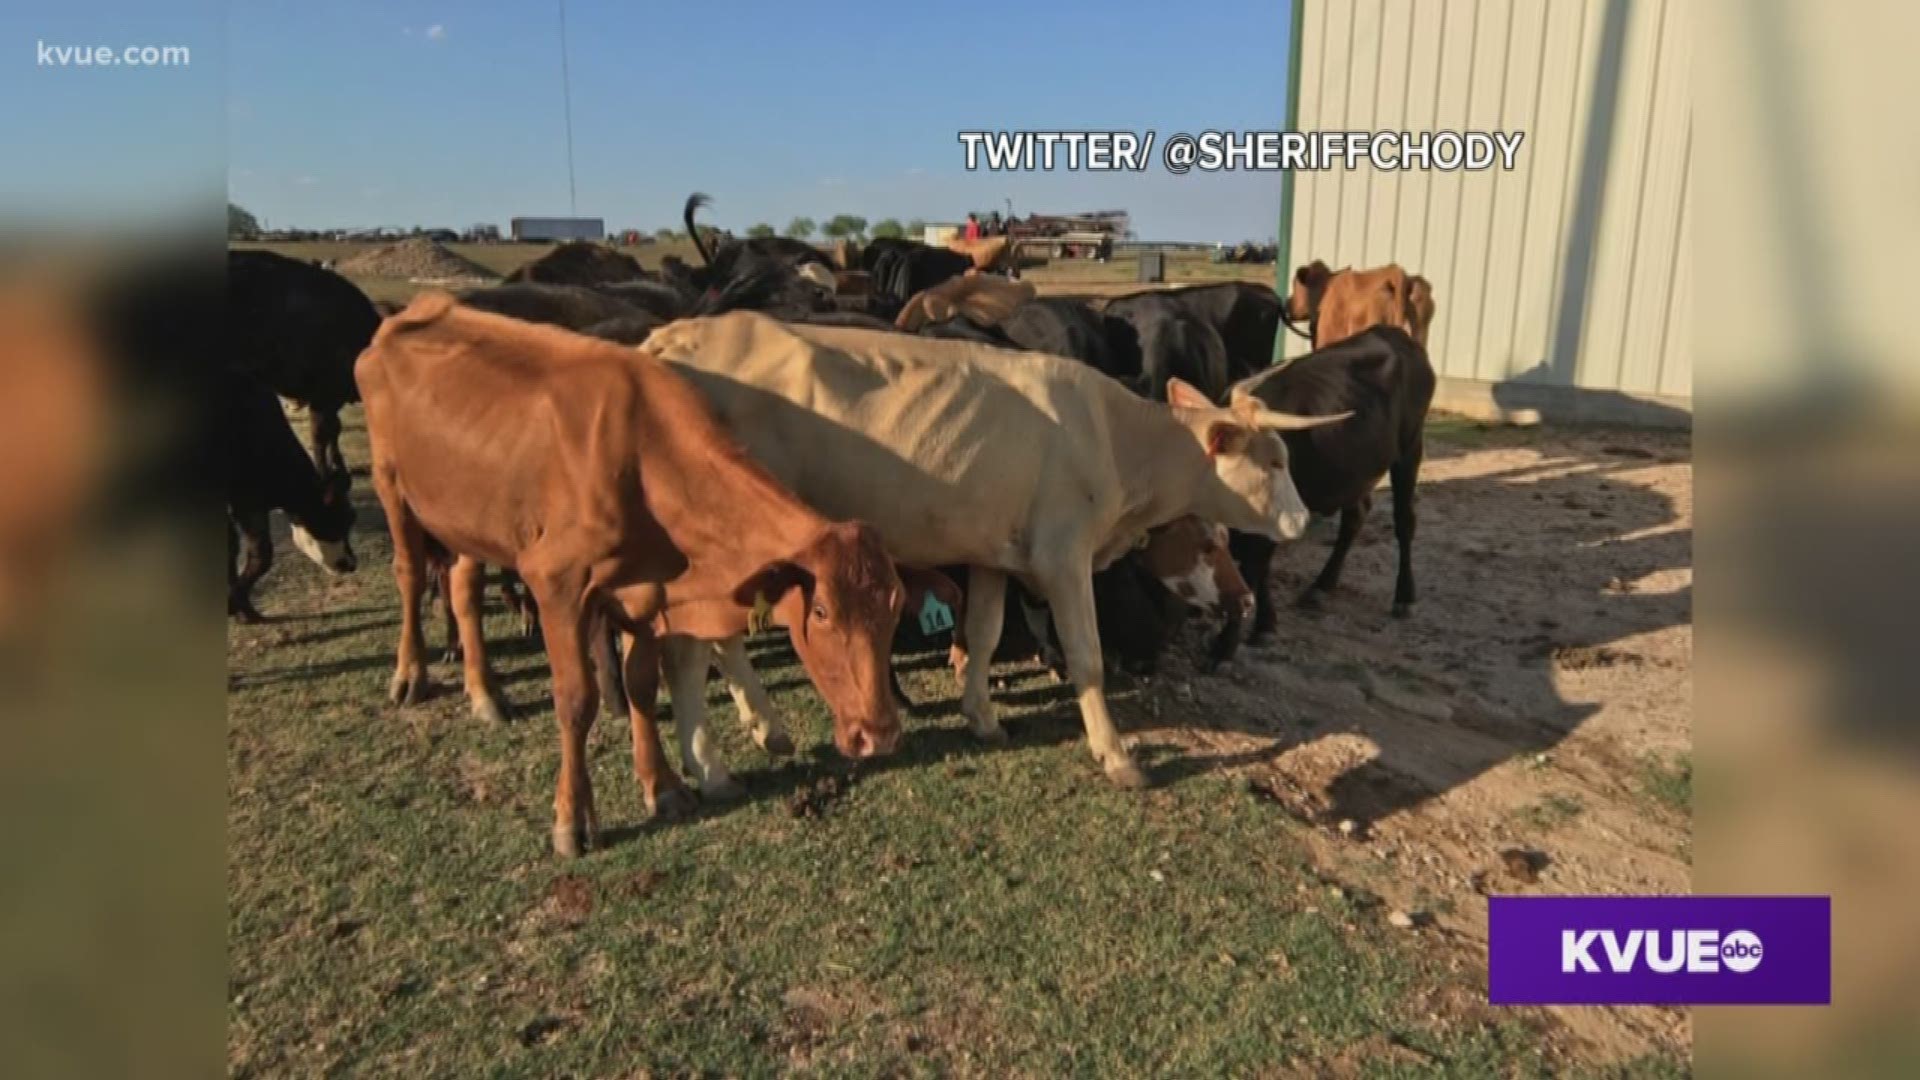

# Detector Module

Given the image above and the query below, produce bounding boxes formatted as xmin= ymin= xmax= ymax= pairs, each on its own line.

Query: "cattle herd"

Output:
xmin=227 ymin=194 xmax=1438 ymax=857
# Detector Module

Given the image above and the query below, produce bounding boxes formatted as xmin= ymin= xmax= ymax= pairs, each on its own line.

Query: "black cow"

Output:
xmin=225 ymin=370 xmax=356 ymax=621
xmin=227 ymin=250 xmax=381 ymax=479
xmin=1153 ymin=282 xmax=1284 ymax=383
xmin=1101 ymin=291 xmax=1232 ymax=400
xmin=867 ymin=244 xmax=974 ymax=320
xmin=685 ymin=193 xmax=832 ymax=273
xmin=998 ymin=297 xmax=1119 ymax=370
xmin=792 ymin=310 xmax=898 ymax=331
xmin=581 ymin=313 xmax=669 ymax=345
xmin=502 ymin=241 xmax=652 ymax=286
xmin=458 ymin=281 xmax=644 ymax=330
xmin=916 ymin=315 xmax=1014 ymax=346
xmin=1214 ymin=326 xmax=1436 ymax=658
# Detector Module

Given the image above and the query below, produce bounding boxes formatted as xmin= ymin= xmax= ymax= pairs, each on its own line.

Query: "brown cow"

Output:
xmin=1286 ymin=261 xmax=1437 ymax=349
xmin=356 ymin=293 xmax=913 ymax=856
xmin=945 ymin=235 xmax=1015 ymax=273
xmin=893 ymin=274 xmax=1036 ymax=332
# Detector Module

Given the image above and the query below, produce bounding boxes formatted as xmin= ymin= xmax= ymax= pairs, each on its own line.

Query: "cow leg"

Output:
xmin=589 ymin=614 xmax=625 ymax=726
xmin=1226 ymin=532 xmax=1279 ymax=644
xmin=618 ymin=629 xmax=695 ymax=819
xmin=662 ymin=635 xmax=743 ymax=801
xmin=428 ymin=561 xmax=460 ymax=664
xmin=228 ymin=510 xmax=272 ymax=623
xmin=1389 ymin=453 xmax=1421 ymax=617
xmin=1037 ymin=561 xmax=1147 ymax=789
xmin=523 ymin=571 xmax=599 ymax=857
xmin=504 ymin=573 xmax=538 ymax=638
xmin=713 ymin=636 xmax=796 ymax=756
xmin=450 ymin=554 xmax=510 ymax=724
xmin=375 ymin=491 xmax=432 ymax=706
xmin=1301 ymin=501 xmax=1366 ymax=607
xmin=959 ymin=568 xmax=1009 ymax=744
xmin=309 ymin=407 xmax=344 ymax=478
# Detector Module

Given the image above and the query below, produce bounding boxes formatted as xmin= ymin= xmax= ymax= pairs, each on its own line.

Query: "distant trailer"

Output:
xmin=509 ymin=217 xmax=606 ymax=242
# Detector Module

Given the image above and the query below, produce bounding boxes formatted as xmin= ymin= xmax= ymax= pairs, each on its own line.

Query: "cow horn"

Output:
xmin=1249 ymin=408 xmax=1353 ymax=431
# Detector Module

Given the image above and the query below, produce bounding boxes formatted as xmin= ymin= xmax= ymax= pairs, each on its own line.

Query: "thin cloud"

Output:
xmin=425 ymin=24 xmax=446 ymax=41
xmin=295 ymin=175 xmax=319 ymax=186
xmin=818 ymin=177 xmax=847 ymax=187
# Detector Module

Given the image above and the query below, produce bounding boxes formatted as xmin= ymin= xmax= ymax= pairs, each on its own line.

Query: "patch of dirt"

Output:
xmin=786 ymin=770 xmax=857 ymax=819
xmin=1312 ymin=1032 xmax=1439 ymax=1077
xmin=545 ymin=875 xmax=594 ymax=925
xmin=516 ymin=1014 xmax=570 ymax=1048
xmin=1129 ymin=422 xmax=1693 ymax=1064
xmin=621 ymin=869 xmax=666 ymax=900
xmin=336 ymin=237 xmax=500 ymax=284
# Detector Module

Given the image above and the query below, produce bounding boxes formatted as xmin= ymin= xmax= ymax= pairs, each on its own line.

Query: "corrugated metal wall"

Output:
xmin=1286 ymin=0 xmax=1691 ymax=409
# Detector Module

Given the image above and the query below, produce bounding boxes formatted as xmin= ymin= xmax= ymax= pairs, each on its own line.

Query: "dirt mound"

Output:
xmin=336 ymin=238 xmax=499 ymax=284
xmin=504 ymin=241 xmax=650 ymax=286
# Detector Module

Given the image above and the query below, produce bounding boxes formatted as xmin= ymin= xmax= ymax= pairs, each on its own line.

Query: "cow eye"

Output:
xmin=811 ymin=602 xmax=830 ymax=623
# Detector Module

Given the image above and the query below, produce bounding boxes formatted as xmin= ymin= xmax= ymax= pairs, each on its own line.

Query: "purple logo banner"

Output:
xmin=1489 ymin=896 xmax=1830 ymax=1005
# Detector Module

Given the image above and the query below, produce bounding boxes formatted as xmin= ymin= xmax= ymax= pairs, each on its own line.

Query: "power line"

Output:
xmin=557 ymin=0 xmax=578 ymax=215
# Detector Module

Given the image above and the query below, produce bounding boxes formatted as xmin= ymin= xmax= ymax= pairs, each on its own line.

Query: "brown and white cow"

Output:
xmin=641 ymin=312 xmax=1348 ymax=790
xmin=356 ymin=293 xmax=915 ymax=856
xmin=1286 ymin=260 xmax=1436 ymax=349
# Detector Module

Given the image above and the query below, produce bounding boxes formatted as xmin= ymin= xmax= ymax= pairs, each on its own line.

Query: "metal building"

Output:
xmin=1279 ymin=0 xmax=1690 ymax=425
xmin=510 ymin=216 xmax=607 ymax=242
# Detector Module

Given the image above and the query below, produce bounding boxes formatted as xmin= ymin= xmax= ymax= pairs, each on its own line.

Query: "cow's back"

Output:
xmin=1247 ymin=327 xmax=1433 ymax=510
xmin=356 ymin=294 xmax=659 ymax=568
xmin=644 ymin=313 xmax=1134 ymax=569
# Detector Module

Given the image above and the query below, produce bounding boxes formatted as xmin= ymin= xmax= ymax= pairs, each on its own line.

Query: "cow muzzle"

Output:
xmin=837 ymin=719 xmax=901 ymax=760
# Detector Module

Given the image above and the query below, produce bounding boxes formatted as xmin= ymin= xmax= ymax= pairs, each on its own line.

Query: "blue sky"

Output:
xmin=6 ymin=2 xmax=1293 ymax=241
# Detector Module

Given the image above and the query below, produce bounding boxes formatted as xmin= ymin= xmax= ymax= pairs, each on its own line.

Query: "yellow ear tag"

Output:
xmin=748 ymin=593 xmax=774 ymax=635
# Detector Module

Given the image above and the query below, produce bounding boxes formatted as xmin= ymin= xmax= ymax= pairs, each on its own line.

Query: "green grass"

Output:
xmin=226 ymin=409 xmax=1682 ymax=1077
xmin=1518 ymin=793 xmax=1586 ymax=832
xmin=1639 ymin=754 xmax=1692 ymax=815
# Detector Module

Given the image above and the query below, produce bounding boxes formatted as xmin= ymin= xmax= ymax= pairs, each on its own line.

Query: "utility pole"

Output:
xmin=558 ymin=0 xmax=578 ymax=215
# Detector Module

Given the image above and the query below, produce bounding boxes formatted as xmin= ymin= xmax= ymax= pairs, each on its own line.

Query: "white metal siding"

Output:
xmin=1287 ymin=0 xmax=1691 ymax=405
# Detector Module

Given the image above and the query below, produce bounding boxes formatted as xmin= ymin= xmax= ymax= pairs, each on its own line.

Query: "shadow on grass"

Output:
xmin=595 ymin=709 xmax=1091 ymax=847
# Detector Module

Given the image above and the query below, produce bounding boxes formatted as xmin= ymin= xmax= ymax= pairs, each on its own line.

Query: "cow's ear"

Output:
xmin=1165 ymin=377 xmax=1214 ymax=409
xmin=1406 ymin=275 xmax=1437 ymax=343
xmin=730 ymin=559 xmax=813 ymax=610
xmin=1203 ymin=420 xmax=1251 ymax=458
xmin=1292 ymin=260 xmax=1334 ymax=318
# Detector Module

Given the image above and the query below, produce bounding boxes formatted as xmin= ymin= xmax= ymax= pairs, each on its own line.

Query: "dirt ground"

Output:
xmin=1122 ymin=417 xmax=1694 ymax=1060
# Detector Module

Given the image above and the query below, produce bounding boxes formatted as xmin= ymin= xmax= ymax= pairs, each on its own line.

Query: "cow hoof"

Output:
xmin=551 ymin=825 xmax=589 ymax=859
xmin=1295 ymin=589 xmax=1327 ymax=611
xmin=971 ymin=723 xmax=1009 ymax=746
xmin=701 ymin=776 xmax=746 ymax=802
xmin=1105 ymin=760 xmax=1151 ymax=790
xmin=471 ymin=695 xmax=511 ymax=725
xmin=759 ymin=729 xmax=796 ymax=757
xmin=388 ymin=669 xmax=429 ymax=706
xmin=231 ymin=607 xmax=266 ymax=625
xmin=1391 ymin=601 xmax=1412 ymax=619
xmin=649 ymin=785 xmax=698 ymax=822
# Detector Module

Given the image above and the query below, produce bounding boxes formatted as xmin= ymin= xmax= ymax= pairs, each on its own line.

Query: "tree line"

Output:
xmin=230 ymin=202 xmax=931 ymax=244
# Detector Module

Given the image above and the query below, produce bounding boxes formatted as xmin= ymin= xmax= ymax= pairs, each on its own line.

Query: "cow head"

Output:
xmin=1167 ymin=378 xmax=1350 ymax=542
xmin=1137 ymin=517 xmax=1254 ymax=624
xmin=289 ymin=467 xmax=357 ymax=574
xmin=1289 ymin=260 xmax=1336 ymax=322
xmin=730 ymin=521 xmax=914 ymax=760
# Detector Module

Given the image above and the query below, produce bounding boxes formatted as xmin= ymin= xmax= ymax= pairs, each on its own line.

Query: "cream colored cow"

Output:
xmin=642 ymin=312 xmax=1346 ymax=790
